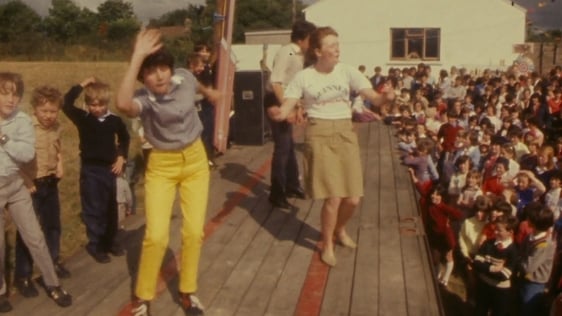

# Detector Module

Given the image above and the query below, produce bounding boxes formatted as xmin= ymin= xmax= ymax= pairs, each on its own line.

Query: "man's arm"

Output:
xmin=271 ymin=82 xmax=284 ymax=105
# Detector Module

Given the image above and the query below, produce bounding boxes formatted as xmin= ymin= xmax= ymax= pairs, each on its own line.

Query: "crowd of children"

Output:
xmin=385 ymin=63 xmax=562 ymax=315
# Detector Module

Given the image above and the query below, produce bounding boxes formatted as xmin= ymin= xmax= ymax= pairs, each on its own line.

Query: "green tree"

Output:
xmin=43 ymin=0 xmax=84 ymax=44
xmin=0 ymin=0 xmax=41 ymax=43
xmin=97 ymin=0 xmax=135 ymax=22
xmin=96 ymin=0 xmax=139 ymax=43
xmin=105 ymin=18 xmax=139 ymax=42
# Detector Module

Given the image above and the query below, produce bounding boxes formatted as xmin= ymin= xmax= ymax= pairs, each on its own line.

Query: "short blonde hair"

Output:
xmin=84 ymin=80 xmax=111 ymax=106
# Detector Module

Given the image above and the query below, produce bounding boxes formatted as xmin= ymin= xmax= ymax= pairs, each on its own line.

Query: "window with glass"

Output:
xmin=391 ymin=28 xmax=440 ymax=60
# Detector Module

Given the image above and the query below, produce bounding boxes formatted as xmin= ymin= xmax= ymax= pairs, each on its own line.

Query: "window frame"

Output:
xmin=390 ymin=28 xmax=441 ymax=61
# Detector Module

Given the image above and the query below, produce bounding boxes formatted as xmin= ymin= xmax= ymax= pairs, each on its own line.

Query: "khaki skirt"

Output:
xmin=303 ymin=118 xmax=363 ymax=199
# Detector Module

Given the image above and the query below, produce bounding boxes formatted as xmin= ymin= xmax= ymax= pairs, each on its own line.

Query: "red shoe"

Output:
xmin=180 ymin=293 xmax=204 ymax=316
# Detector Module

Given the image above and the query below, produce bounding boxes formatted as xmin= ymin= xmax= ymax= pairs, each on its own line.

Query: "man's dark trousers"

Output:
xmin=269 ymin=119 xmax=301 ymax=200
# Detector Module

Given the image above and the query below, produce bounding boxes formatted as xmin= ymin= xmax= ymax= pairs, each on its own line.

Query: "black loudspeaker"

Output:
xmin=231 ymin=71 xmax=270 ymax=145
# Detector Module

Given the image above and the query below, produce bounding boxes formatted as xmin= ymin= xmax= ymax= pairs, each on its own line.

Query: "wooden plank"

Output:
xmin=234 ymin=198 xmax=316 ymax=316
xmin=206 ymin=200 xmax=295 ymax=315
xmin=389 ymin=133 xmax=442 ymax=316
xmin=349 ymin=122 xmax=382 ymax=316
xmin=264 ymin=201 xmax=321 ymax=316
xmin=377 ymin=124 xmax=408 ymax=316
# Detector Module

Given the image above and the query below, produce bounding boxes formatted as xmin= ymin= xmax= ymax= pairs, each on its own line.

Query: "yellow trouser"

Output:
xmin=135 ymin=139 xmax=210 ymax=300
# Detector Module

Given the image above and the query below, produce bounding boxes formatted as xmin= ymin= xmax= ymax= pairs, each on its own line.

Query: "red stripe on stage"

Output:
xmin=118 ymin=158 xmax=271 ymax=315
xmin=294 ymin=242 xmax=330 ymax=316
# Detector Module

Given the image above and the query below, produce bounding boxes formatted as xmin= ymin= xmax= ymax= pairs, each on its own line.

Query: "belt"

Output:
xmin=34 ymin=174 xmax=59 ymax=185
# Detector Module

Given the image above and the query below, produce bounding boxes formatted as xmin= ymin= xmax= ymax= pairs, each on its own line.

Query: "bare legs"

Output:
xmin=320 ymin=196 xmax=360 ymax=267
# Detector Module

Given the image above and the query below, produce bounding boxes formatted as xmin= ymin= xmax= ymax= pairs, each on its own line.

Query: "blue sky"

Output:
xmin=7 ymin=0 xmax=562 ymax=30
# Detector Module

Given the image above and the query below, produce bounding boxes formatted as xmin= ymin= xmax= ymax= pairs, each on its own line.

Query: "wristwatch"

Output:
xmin=0 ymin=134 xmax=9 ymax=145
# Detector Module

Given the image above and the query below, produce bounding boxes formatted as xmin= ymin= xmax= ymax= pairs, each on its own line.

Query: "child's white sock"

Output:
xmin=441 ymin=261 xmax=454 ymax=285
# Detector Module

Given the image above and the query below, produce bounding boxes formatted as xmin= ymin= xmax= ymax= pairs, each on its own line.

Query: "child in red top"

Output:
xmin=410 ymin=169 xmax=462 ymax=286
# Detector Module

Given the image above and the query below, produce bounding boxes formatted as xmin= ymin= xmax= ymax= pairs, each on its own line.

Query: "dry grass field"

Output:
xmin=0 ymin=62 xmax=143 ymax=276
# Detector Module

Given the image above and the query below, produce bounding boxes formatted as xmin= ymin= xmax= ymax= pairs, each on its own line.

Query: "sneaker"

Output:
xmin=180 ymin=293 xmax=204 ymax=316
xmin=131 ymin=299 xmax=151 ymax=316
xmin=54 ymin=262 xmax=71 ymax=279
xmin=0 ymin=295 xmax=12 ymax=313
xmin=46 ymin=286 xmax=72 ymax=307
xmin=86 ymin=247 xmax=111 ymax=264
xmin=15 ymin=277 xmax=39 ymax=298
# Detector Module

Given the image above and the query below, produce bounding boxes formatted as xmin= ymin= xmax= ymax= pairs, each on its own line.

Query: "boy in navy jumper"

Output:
xmin=473 ymin=215 xmax=519 ymax=316
xmin=62 ymin=77 xmax=130 ymax=264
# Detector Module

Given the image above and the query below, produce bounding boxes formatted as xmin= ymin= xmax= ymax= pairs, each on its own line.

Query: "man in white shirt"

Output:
xmin=264 ymin=20 xmax=316 ymax=208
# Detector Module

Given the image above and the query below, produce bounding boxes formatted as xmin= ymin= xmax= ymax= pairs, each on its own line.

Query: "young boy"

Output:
xmin=62 ymin=77 xmax=130 ymax=264
xmin=473 ymin=215 xmax=519 ymax=316
xmin=518 ymin=206 xmax=555 ymax=316
xmin=397 ymin=130 xmax=417 ymax=158
xmin=15 ymin=86 xmax=71 ymax=300
xmin=0 ymin=72 xmax=71 ymax=311
xmin=116 ymin=29 xmax=220 ymax=315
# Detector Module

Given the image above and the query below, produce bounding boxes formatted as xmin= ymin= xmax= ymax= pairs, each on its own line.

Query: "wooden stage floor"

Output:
xmin=7 ymin=122 xmax=443 ymax=316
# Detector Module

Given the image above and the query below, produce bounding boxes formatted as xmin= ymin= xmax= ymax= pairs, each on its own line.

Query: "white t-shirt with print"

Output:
xmin=284 ymin=63 xmax=372 ymax=120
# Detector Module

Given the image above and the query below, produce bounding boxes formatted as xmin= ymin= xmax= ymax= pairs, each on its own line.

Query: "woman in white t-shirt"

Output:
xmin=270 ymin=27 xmax=392 ymax=267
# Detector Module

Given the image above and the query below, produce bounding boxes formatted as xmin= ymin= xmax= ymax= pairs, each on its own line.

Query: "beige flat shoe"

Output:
xmin=337 ymin=234 xmax=357 ymax=249
xmin=321 ymin=250 xmax=337 ymax=267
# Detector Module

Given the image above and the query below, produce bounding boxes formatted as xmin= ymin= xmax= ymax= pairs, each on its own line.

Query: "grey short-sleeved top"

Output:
xmin=134 ymin=68 xmax=203 ymax=151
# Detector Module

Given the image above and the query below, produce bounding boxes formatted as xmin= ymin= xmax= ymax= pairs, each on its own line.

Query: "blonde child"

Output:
xmin=62 ymin=77 xmax=130 ymax=264
xmin=514 ymin=170 xmax=546 ymax=221
xmin=457 ymin=170 xmax=483 ymax=212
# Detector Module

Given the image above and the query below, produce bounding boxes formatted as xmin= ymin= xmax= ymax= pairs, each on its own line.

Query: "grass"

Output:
xmin=0 ymin=62 xmax=143 ymax=275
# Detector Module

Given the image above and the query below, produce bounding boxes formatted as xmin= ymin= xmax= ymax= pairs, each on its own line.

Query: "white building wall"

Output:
xmin=304 ymin=0 xmax=526 ymax=75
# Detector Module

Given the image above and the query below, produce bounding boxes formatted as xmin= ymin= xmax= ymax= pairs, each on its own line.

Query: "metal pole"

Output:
xmin=292 ymin=0 xmax=296 ymax=23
